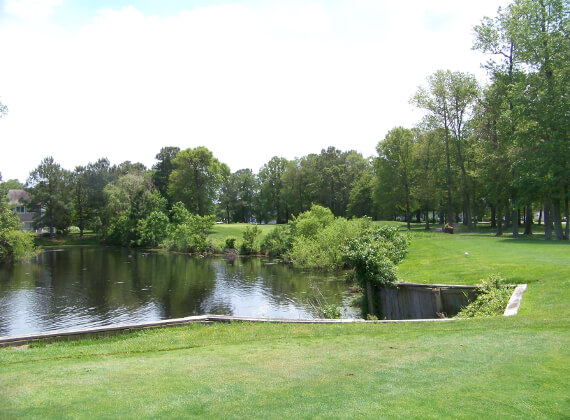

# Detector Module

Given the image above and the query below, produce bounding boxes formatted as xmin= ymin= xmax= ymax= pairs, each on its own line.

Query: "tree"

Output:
xmin=0 ymin=196 xmax=36 ymax=262
xmin=27 ymin=157 xmax=73 ymax=237
xmin=103 ymin=169 xmax=166 ymax=246
xmin=152 ymin=146 xmax=180 ymax=203
xmin=168 ymin=147 xmax=228 ymax=216
xmin=258 ymin=156 xmax=288 ymax=223
xmin=412 ymin=126 xmax=445 ymax=230
xmin=474 ymin=0 xmax=569 ymax=240
xmin=413 ymin=70 xmax=480 ymax=228
xmin=375 ymin=127 xmax=416 ymax=229
xmin=346 ymin=172 xmax=375 ymax=219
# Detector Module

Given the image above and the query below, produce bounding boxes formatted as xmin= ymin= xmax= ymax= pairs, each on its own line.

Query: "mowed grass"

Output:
xmin=1 ymin=231 xmax=569 ymax=419
xmin=208 ymin=223 xmax=277 ymax=243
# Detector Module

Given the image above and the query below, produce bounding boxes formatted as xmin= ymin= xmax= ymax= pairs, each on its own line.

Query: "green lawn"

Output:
xmin=208 ymin=223 xmax=277 ymax=242
xmin=2 ymin=232 xmax=569 ymax=419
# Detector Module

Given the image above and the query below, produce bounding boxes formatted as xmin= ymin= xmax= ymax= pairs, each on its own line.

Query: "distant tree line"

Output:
xmin=1 ymin=0 xmax=567 ymax=246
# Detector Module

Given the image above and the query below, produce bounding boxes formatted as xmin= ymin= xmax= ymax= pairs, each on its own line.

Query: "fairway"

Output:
xmin=1 ymin=233 xmax=569 ymax=419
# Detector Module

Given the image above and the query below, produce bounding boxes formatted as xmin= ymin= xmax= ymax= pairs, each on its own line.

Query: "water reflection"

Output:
xmin=0 ymin=247 xmax=356 ymax=336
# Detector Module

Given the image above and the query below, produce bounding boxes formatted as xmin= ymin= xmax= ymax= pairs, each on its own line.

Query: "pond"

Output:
xmin=0 ymin=247 xmax=358 ymax=336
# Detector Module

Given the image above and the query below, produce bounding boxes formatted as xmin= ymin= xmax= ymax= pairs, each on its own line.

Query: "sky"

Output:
xmin=0 ymin=0 xmax=510 ymax=183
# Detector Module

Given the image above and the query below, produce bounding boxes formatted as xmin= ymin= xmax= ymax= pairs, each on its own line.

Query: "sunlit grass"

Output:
xmin=2 ymin=231 xmax=569 ymax=418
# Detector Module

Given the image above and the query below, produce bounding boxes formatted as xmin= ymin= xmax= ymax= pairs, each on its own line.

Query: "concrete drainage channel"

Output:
xmin=0 ymin=284 xmax=528 ymax=348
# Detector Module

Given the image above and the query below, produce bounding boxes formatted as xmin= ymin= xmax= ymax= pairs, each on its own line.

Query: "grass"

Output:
xmin=208 ymin=223 xmax=277 ymax=242
xmin=2 ymin=229 xmax=569 ymax=418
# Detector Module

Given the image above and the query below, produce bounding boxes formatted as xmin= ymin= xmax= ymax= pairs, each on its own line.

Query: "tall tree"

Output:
xmin=168 ymin=146 xmax=228 ymax=216
xmin=413 ymin=70 xmax=479 ymax=228
xmin=412 ymin=126 xmax=445 ymax=230
xmin=152 ymin=146 xmax=180 ymax=203
xmin=375 ymin=127 xmax=416 ymax=229
xmin=474 ymin=0 xmax=569 ymax=240
xmin=27 ymin=157 xmax=72 ymax=237
xmin=258 ymin=156 xmax=288 ymax=223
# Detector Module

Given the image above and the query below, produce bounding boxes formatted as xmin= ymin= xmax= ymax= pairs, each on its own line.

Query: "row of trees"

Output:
xmin=9 ymin=145 xmax=373 ymax=245
xmin=376 ymin=0 xmax=569 ymax=239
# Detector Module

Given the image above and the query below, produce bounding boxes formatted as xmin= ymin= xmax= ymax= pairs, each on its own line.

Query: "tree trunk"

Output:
xmin=496 ymin=204 xmax=503 ymax=236
xmin=544 ymin=200 xmax=553 ymax=240
xmin=505 ymin=201 xmax=511 ymax=229
xmin=524 ymin=205 xmax=533 ymax=235
xmin=553 ymin=198 xmax=563 ymax=240
xmin=490 ymin=205 xmax=496 ymax=228
xmin=512 ymin=198 xmax=519 ymax=238
xmin=564 ymin=184 xmax=570 ymax=241
xmin=538 ymin=207 xmax=542 ymax=225
xmin=425 ymin=208 xmax=430 ymax=231
xmin=444 ymin=138 xmax=453 ymax=226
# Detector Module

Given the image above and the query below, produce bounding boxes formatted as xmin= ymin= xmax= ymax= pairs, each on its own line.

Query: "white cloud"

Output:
xmin=3 ymin=0 xmax=63 ymax=24
xmin=0 ymin=0 xmax=510 ymax=182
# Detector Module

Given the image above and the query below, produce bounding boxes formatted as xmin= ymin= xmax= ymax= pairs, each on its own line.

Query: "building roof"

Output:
xmin=6 ymin=189 xmax=30 ymax=206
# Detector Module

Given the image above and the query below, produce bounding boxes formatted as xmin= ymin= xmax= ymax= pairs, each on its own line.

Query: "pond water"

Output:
xmin=0 ymin=247 xmax=358 ymax=336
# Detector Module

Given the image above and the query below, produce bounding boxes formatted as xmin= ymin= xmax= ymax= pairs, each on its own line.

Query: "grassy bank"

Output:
xmin=2 ymin=231 xmax=569 ymax=418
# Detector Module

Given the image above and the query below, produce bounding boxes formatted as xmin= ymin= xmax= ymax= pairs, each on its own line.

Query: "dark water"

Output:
xmin=0 ymin=247 xmax=357 ymax=336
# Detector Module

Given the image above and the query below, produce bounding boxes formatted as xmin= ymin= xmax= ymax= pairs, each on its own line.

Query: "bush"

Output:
xmin=260 ymin=225 xmax=291 ymax=257
xmin=161 ymin=203 xmax=216 ymax=253
xmin=341 ymin=226 xmax=409 ymax=318
xmin=137 ymin=211 xmax=170 ymax=247
xmin=456 ymin=274 xmax=512 ymax=318
xmin=224 ymin=236 xmax=237 ymax=250
xmin=288 ymin=217 xmax=373 ymax=269
xmin=289 ymin=204 xmax=334 ymax=239
xmin=240 ymin=225 xmax=260 ymax=255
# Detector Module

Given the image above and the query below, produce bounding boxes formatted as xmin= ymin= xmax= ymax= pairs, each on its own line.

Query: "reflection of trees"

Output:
xmin=212 ymin=257 xmax=350 ymax=311
xmin=0 ymin=249 xmax=353 ymax=335
xmin=137 ymin=252 xmax=217 ymax=318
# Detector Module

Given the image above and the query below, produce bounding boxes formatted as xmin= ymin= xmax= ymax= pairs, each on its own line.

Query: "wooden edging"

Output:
xmin=503 ymin=284 xmax=528 ymax=316
xmin=0 ymin=315 xmax=457 ymax=348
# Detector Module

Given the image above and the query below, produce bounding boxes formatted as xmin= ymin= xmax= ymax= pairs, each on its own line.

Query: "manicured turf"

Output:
xmin=1 ymin=231 xmax=569 ymax=419
xmin=208 ymin=223 xmax=277 ymax=243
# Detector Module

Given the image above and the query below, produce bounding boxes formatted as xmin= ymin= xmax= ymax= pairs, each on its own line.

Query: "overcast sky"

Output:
xmin=0 ymin=0 xmax=509 ymax=183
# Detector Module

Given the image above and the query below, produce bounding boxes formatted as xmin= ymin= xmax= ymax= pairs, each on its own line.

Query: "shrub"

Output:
xmin=288 ymin=216 xmax=373 ymax=269
xmin=456 ymin=274 xmax=512 ymax=318
xmin=341 ymin=226 xmax=409 ymax=318
xmin=240 ymin=225 xmax=260 ymax=255
xmin=224 ymin=236 xmax=237 ymax=250
xmin=162 ymin=203 xmax=216 ymax=253
xmin=260 ymin=225 xmax=291 ymax=257
xmin=137 ymin=211 xmax=170 ymax=247
xmin=289 ymin=204 xmax=334 ymax=239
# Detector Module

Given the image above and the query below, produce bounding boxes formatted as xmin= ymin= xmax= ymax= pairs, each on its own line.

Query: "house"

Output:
xmin=6 ymin=189 xmax=36 ymax=231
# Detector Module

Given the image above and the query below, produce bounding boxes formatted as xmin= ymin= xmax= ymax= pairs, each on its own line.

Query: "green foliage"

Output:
xmin=456 ymin=274 xmax=513 ymax=318
xmin=137 ymin=211 xmax=170 ymax=247
xmin=27 ymin=156 xmax=74 ymax=237
xmin=240 ymin=225 xmax=260 ymax=255
xmin=168 ymin=146 xmax=228 ymax=216
xmin=0 ymin=199 xmax=36 ymax=262
xmin=224 ymin=236 xmax=237 ymax=250
xmin=289 ymin=215 xmax=373 ymax=269
xmin=163 ymin=204 xmax=216 ymax=253
xmin=318 ymin=304 xmax=342 ymax=319
xmin=290 ymin=204 xmax=334 ymax=239
xmin=342 ymin=226 xmax=409 ymax=317
xmin=260 ymin=225 xmax=291 ymax=257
